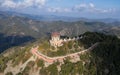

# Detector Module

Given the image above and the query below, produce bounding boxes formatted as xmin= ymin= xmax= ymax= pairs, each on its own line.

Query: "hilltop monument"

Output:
xmin=50 ymin=32 xmax=63 ymax=47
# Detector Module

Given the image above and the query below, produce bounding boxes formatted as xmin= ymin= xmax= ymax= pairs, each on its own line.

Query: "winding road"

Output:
xmin=31 ymin=43 xmax=99 ymax=63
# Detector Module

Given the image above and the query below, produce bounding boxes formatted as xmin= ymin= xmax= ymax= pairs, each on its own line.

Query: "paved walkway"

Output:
xmin=31 ymin=43 xmax=99 ymax=63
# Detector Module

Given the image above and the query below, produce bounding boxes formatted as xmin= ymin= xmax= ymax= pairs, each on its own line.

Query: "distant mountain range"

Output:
xmin=0 ymin=10 xmax=120 ymax=37
xmin=0 ymin=10 xmax=120 ymax=52
xmin=0 ymin=11 xmax=120 ymax=75
xmin=0 ymin=10 xmax=120 ymax=23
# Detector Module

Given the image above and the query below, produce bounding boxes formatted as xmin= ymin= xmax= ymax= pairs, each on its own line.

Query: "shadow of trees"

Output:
xmin=0 ymin=33 xmax=35 ymax=53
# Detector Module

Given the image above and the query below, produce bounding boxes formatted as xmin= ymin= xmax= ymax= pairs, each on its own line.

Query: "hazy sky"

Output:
xmin=0 ymin=0 xmax=120 ymax=19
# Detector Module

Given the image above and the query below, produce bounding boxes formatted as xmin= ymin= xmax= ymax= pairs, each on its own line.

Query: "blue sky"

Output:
xmin=0 ymin=0 xmax=120 ymax=19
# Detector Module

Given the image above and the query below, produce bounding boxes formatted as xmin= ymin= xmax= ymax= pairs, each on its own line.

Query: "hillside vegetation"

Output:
xmin=0 ymin=32 xmax=120 ymax=75
xmin=38 ymin=39 xmax=85 ymax=57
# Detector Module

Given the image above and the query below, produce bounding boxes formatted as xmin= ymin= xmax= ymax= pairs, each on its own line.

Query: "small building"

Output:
xmin=50 ymin=32 xmax=63 ymax=47
xmin=49 ymin=32 xmax=80 ymax=47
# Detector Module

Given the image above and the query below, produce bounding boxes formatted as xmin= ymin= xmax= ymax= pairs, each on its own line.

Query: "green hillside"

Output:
xmin=0 ymin=32 xmax=120 ymax=75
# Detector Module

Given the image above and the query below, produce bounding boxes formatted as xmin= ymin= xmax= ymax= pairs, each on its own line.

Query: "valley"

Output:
xmin=0 ymin=11 xmax=120 ymax=54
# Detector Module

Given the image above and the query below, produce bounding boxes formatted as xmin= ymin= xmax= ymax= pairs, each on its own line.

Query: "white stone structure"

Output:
xmin=50 ymin=32 xmax=63 ymax=47
xmin=50 ymin=32 xmax=81 ymax=47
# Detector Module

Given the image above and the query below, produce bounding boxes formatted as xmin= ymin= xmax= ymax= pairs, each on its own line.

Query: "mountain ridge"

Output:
xmin=0 ymin=10 xmax=120 ymax=23
xmin=0 ymin=10 xmax=120 ymax=53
